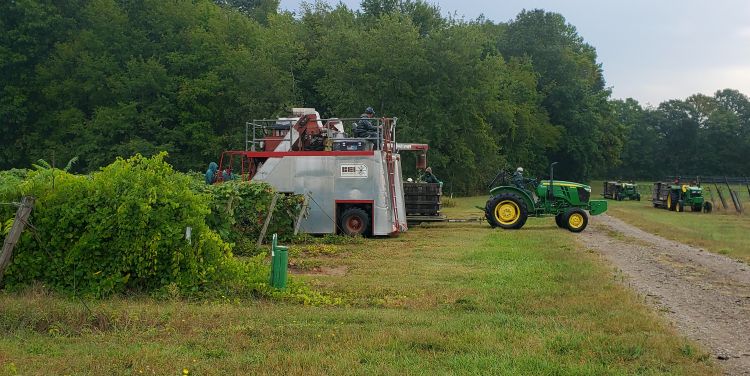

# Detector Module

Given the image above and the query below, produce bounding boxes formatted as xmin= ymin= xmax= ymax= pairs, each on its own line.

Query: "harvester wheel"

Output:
xmin=554 ymin=213 xmax=565 ymax=228
xmin=340 ymin=207 xmax=370 ymax=236
xmin=703 ymin=202 xmax=713 ymax=213
xmin=485 ymin=194 xmax=528 ymax=229
xmin=564 ymin=208 xmax=588 ymax=233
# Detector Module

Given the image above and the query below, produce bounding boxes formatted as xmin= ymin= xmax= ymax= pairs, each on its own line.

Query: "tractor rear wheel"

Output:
xmin=485 ymin=194 xmax=528 ymax=229
xmin=554 ymin=213 xmax=565 ymax=228
xmin=340 ymin=207 xmax=370 ymax=236
xmin=564 ymin=208 xmax=588 ymax=233
xmin=667 ymin=192 xmax=678 ymax=211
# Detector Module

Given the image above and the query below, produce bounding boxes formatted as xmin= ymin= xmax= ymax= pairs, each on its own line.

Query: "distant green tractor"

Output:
xmin=602 ymin=181 xmax=641 ymax=201
xmin=484 ymin=163 xmax=608 ymax=232
xmin=652 ymin=181 xmax=712 ymax=213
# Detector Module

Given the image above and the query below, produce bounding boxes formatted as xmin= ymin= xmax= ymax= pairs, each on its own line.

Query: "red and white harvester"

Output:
xmin=216 ymin=108 xmax=431 ymax=236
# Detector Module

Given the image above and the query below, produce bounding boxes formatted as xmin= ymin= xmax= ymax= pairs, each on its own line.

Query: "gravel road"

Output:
xmin=580 ymin=214 xmax=750 ymax=375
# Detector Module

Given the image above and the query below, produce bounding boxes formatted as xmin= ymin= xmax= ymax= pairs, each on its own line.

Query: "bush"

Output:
xmin=442 ymin=196 xmax=457 ymax=208
xmin=0 ymin=155 xmax=340 ymax=305
xmin=200 ymin=180 xmax=304 ymax=245
xmin=3 ymin=154 xmax=241 ymax=296
xmin=0 ymin=169 xmax=28 ymax=223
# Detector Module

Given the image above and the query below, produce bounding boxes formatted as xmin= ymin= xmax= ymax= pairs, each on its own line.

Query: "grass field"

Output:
xmin=0 ymin=198 xmax=717 ymax=375
xmin=590 ymin=181 xmax=750 ymax=263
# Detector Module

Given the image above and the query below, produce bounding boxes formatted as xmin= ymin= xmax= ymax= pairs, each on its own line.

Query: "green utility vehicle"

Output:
xmin=652 ymin=181 xmax=712 ymax=213
xmin=602 ymin=181 xmax=641 ymax=201
xmin=484 ymin=163 xmax=608 ymax=232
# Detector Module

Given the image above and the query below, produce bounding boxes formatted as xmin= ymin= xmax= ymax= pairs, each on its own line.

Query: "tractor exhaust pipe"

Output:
xmin=549 ymin=162 xmax=558 ymax=201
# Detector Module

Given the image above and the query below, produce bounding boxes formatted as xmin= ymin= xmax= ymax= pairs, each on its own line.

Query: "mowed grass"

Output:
xmin=590 ymin=181 xmax=750 ymax=263
xmin=441 ymin=195 xmax=489 ymax=219
xmin=0 ymin=199 xmax=716 ymax=375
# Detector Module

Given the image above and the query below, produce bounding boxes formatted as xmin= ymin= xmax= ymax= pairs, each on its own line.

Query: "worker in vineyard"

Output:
xmin=205 ymin=162 xmax=218 ymax=184
xmin=354 ymin=107 xmax=379 ymax=141
xmin=422 ymin=167 xmax=443 ymax=187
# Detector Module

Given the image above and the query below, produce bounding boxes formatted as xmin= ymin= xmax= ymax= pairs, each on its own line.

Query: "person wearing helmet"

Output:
xmin=512 ymin=167 xmax=528 ymax=190
xmin=354 ymin=106 xmax=379 ymax=143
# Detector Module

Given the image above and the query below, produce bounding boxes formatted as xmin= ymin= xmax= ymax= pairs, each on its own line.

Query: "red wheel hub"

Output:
xmin=346 ymin=217 xmax=362 ymax=232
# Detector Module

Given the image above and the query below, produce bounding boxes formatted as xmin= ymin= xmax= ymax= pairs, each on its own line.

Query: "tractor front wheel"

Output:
xmin=340 ymin=207 xmax=370 ymax=236
xmin=555 ymin=213 xmax=565 ymax=228
xmin=564 ymin=208 xmax=589 ymax=233
xmin=485 ymin=194 xmax=528 ymax=229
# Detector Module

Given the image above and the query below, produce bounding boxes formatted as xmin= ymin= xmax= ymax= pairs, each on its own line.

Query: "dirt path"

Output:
xmin=580 ymin=214 xmax=750 ymax=375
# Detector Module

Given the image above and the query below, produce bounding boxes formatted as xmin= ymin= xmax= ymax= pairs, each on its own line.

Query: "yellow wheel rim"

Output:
xmin=667 ymin=194 xmax=672 ymax=208
xmin=494 ymin=200 xmax=520 ymax=225
xmin=568 ymin=213 xmax=584 ymax=229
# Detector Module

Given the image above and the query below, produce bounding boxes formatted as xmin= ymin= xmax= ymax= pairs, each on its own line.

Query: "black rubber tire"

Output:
xmin=554 ymin=213 xmax=565 ymax=228
xmin=563 ymin=208 xmax=589 ymax=233
xmin=485 ymin=193 xmax=528 ymax=229
xmin=668 ymin=191 xmax=678 ymax=211
xmin=340 ymin=207 xmax=370 ymax=236
xmin=703 ymin=202 xmax=713 ymax=213
xmin=637 ymin=194 xmax=641 ymax=201
xmin=691 ymin=204 xmax=702 ymax=212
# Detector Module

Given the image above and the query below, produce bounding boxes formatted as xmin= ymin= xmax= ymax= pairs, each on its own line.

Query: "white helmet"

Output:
xmin=407 ymin=178 xmax=413 ymax=182
xmin=516 ymin=167 xmax=524 ymax=172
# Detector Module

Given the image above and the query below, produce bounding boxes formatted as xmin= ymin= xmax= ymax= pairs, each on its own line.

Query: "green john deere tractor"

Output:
xmin=652 ymin=181 xmax=712 ymax=213
xmin=602 ymin=181 xmax=641 ymax=201
xmin=484 ymin=163 xmax=608 ymax=232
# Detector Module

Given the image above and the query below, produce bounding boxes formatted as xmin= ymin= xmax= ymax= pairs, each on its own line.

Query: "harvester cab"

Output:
xmin=484 ymin=163 xmax=607 ymax=232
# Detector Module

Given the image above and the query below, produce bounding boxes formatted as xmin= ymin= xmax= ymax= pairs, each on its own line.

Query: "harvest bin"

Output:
xmin=403 ymin=182 xmax=442 ymax=216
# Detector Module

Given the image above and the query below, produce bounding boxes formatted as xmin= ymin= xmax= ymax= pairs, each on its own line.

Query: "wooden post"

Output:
xmin=257 ymin=193 xmax=280 ymax=247
xmin=0 ymin=196 xmax=35 ymax=283
xmin=706 ymin=185 xmax=716 ymax=208
xmin=715 ymin=184 xmax=729 ymax=210
xmin=725 ymin=177 xmax=743 ymax=213
xmin=293 ymin=195 xmax=309 ymax=236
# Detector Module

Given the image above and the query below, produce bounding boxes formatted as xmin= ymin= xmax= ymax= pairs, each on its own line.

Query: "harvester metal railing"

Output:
xmin=245 ymin=117 xmax=397 ymax=153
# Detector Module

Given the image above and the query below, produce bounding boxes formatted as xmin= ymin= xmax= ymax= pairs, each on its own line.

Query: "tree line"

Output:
xmin=610 ymin=90 xmax=750 ymax=180
xmin=2 ymin=0 xmax=748 ymax=193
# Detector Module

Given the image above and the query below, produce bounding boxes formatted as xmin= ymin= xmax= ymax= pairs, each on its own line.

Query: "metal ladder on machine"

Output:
xmin=382 ymin=119 xmax=402 ymax=233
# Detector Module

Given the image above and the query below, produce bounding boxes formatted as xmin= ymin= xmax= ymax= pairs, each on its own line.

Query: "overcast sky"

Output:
xmin=279 ymin=0 xmax=750 ymax=106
